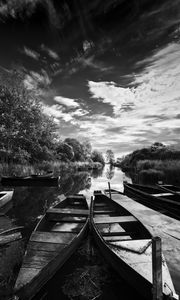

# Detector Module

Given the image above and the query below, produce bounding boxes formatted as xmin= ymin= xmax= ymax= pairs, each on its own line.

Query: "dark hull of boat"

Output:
xmin=17 ymin=223 xmax=88 ymax=300
xmin=123 ymin=183 xmax=180 ymax=221
xmin=14 ymin=195 xmax=89 ymax=300
xmin=90 ymin=191 xmax=178 ymax=300
xmin=157 ymin=184 xmax=180 ymax=196
xmin=1 ymin=176 xmax=60 ymax=186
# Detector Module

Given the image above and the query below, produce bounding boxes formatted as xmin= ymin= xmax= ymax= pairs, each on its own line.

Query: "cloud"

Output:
xmin=54 ymin=96 xmax=80 ymax=108
xmin=43 ymin=104 xmax=73 ymax=122
xmin=23 ymin=47 xmax=40 ymax=60
xmin=88 ymin=80 xmax=135 ymax=115
xmin=40 ymin=44 xmax=59 ymax=60
xmin=24 ymin=70 xmax=51 ymax=93
xmin=0 ymin=0 xmax=39 ymax=19
xmin=0 ymin=0 xmax=60 ymax=28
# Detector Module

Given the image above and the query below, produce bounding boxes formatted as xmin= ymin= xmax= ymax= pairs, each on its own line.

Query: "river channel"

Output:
xmin=4 ymin=165 xmax=180 ymax=299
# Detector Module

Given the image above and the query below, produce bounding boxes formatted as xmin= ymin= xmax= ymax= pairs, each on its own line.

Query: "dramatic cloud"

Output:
xmin=54 ymin=96 xmax=80 ymax=108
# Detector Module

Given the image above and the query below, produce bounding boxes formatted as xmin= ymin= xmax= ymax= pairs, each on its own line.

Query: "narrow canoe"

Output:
xmin=157 ymin=184 xmax=180 ymax=196
xmin=90 ymin=190 xmax=178 ymax=300
xmin=123 ymin=182 xmax=180 ymax=221
xmin=14 ymin=194 xmax=89 ymax=300
xmin=1 ymin=175 xmax=60 ymax=186
xmin=0 ymin=190 xmax=14 ymax=209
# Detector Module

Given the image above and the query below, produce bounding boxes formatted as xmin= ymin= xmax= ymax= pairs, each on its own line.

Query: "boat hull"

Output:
xmin=14 ymin=194 xmax=89 ymax=300
xmin=0 ymin=190 xmax=14 ymax=209
xmin=1 ymin=176 xmax=60 ymax=186
xmin=16 ymin=222 xmax=88 ymax=300
xmin=123 ymin=183 xmax=180 ymax=221
xmin=91 ymin=224 xmax=152 ymax=299
xmin=90 ymin=191 xmax=178 ymax=300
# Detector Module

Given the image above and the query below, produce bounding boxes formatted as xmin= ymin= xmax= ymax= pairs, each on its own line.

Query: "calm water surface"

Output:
xmin=4 ymin=166 xmax=179 ymax=299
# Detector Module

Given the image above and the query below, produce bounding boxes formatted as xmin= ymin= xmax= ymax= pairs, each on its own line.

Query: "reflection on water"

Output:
xmin=6 ymin=165 xmax=129 ymax=230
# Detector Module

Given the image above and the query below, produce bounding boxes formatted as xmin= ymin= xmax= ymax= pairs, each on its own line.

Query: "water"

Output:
xmin=3 ymin=165 xmax=179 ymax=299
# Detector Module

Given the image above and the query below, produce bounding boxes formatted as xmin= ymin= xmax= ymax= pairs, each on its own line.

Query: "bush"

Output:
xmin=139 ymin=169 xmax=165 ymax=185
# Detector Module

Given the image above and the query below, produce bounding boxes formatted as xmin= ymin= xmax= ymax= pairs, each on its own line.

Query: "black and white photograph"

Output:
xmin=0 ymin=1 xmax=180 ymax=299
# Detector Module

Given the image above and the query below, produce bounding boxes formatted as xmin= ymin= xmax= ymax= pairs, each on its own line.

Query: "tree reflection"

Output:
xmin=105 ymin=165 xmax=115 ymax=181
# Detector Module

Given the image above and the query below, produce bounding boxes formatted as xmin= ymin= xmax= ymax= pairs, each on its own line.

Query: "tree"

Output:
xmin=64 ymin=138 xmax=85 ymax=161
xmin=82 ymin=139 xmax=92 ymax=160
xmin=56 ymin=142 xmax=74 ymax=161
xmin=106 ymin=149 xmax=115 ymax=164
xmin=0 ymin=70 xmax=57 ymax=163
xmin=91 ymin=150 xmax=105 ymax=165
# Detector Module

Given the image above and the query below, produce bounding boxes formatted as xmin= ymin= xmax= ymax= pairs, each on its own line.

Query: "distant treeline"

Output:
xmin=0 ymin=71 xmax=105 ymax=166
xmin=119 ymin=142 xmax=180 ymax=185
xmin=120 ymin=142 xmax=180 ymax=170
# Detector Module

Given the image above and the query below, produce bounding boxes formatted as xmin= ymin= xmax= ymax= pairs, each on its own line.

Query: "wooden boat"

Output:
xmin=0 ymin=190 xmax=14 ymax=210
xmin=90 ymin=191 xmax=178 ymax=300
xmin=1 ymin=175 xmax=60 ymax=186
xmin=14 ymin=194 xmax=89 ymax=300
xmin=157 ymin=183 xmax=180 ymax=196
xmin=123 ymin=182 xmax=180 ymax=221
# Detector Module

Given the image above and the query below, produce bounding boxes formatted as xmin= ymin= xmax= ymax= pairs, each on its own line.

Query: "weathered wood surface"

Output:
xmin=0 ymin=214 xmax=14 ymax=233
xmin=30 ymin=231 xmax=76 ymax=244
xmin=47 ymin=208 xmax=89 ymax=216
xmin=97 ymin=223 xmax=126 ymax=233
xmin=94 ymin=215 xmax=137 ymax=224
xmin=152 ymin=193 xmax=173 ymax=197
xmin=108 ymin=191 xmax=180 ymax=295
xmin=0 ymin=232 xmax=22 ymax=245
xmin=14 ymin=193 xmax=89 ymax=300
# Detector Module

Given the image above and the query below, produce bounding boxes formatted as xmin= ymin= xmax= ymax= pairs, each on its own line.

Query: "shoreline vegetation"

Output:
xmin=116 ymin=142 xmax=180 ymax=185
xmin=0 ymin=161 xmax=104 ymax=178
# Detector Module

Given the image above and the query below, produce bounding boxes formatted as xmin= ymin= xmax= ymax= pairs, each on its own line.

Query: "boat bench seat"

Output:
xmin=30 ymin=231 xmax=76 ymax=244
xmin=47 ymin=208 xmax=89 ymax=219
xmin=94 ymin=210 xmax=115 ymax=214
xmin=104 ymin=235 xmax=132 ymax=241
xmin=152 ymin=192 xmax=173 ymax=197
xmin=94 ymin=215 xmax=137 ymax=224
xmin=102 ymin=231 xmax=132 ymax=236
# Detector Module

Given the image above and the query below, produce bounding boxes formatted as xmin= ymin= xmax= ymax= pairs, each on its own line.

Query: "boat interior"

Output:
xmin=93 ymin=193 xmax=151 ymax=242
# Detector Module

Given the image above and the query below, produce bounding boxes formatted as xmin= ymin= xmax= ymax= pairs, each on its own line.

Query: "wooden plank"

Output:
xmin=67 ymin=195 xmax=85 ymax=199
xmin=104 ymin=235 xmax=132 ymax=241
xmin=0 ymin=232 xmax=22 ymax=245
xmin=30 ymin=231 xmax=76 ymax=244
xmin=94 ymin=215 xmax=137 ymax=224
xmin=152 ymin=237 xmax=162 ymax=300
xmin=47 ymin=208 xmax=89 ymax=216
xmin=94 ymin=203 xmax=108 ymax=207
xmin=23 ymin=249 xmax=60 ymax=269
xmin=109 ymin=239 xmax=152 ymax=254
xmin=49 ymin=215 xmax=86 ymax=223
xmin=152 ymin=193 xmax=173 ymax=197
xmin=51 ymin=222 xmax=83 ymax=233
xmin=94 ymin=210 xmax=115 ymax=214
xmin=97 ymin=223 xmax=126 ymax=233
xmin=102 ymin=231 xmax=131 ymax=236
xmin=27 ymin=241 xmax=67 ymax=252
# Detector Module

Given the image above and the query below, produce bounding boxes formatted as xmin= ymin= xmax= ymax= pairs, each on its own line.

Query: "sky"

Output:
xmin=0 ymin=0 xmax=180 ymax=158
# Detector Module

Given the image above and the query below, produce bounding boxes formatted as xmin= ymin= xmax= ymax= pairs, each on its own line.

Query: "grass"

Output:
xmin=0 ymin=161 xmax=104 ymax=177
xmin=136 ymin=159 xmax=180 ymax=185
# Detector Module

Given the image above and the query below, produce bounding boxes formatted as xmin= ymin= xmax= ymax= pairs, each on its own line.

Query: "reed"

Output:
xmin=137 ymin=160 xmax=180 ymax=185
xmin=0 ymin=161 xmax=104 ymax=177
